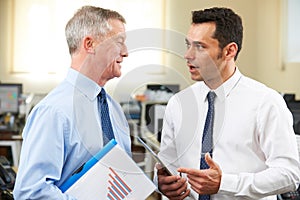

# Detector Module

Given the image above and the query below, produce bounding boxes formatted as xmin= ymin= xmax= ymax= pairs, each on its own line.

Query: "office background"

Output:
xmin=1 ymin=0 xmax=300 ymax=199
xmin=0 ymin=0 xmax=300 ymax=101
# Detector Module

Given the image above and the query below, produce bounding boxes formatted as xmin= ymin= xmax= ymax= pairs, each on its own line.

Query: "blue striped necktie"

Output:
xmin=199 ymin=91 xmax=216 ymax=200
xmin=98 ymin=89 xmax=115 ymax=146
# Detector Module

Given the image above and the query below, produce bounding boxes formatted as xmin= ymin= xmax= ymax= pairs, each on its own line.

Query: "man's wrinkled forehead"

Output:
xmin=104 ymin=23 xmax=126 ymax=41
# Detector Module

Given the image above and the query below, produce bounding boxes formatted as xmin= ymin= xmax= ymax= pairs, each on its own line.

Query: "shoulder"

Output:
xmin=238 ymin=76 xmax=287 ymax=109
xmin=240 ymin=76 xmax=282 ymax=97
xmin=169 ymin=82 xmax=202 ymax=104
xmin=166 ymin=83 xmax=202 ymax=114
xmin=29 ymin=81 xmax=74 ymax=118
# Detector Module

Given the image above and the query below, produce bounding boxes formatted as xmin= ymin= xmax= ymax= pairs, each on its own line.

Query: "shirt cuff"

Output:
xmin=219 ymin=173 xmax=239 ymax=194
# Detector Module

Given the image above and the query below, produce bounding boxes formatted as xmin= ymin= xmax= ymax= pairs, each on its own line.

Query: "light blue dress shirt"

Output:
xmin=13 ymin=68 xmax=131 ymax=199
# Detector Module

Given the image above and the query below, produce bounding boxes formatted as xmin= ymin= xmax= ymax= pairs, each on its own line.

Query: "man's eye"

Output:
xmin=115 ymin=40 xmax=124 ymax=46
xmin=185 ymin=43 xmax=191 ymax=48
xmin=196 ymin=44 xmax=203 ymax=49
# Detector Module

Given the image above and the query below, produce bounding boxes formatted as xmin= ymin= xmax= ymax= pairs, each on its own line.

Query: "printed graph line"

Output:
xmin=108 ymin=187 xmax=120 ymax=200
xmin=109 ymin=176 xmax=128 ymax=195
xmin=107 ymin=167 xmax=132 ymax=200
xmin=109 ymin=180 xmax=125 ymax=199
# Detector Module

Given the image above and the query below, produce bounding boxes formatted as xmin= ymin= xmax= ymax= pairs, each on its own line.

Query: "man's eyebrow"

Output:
xmin=185 ymin=38 xmax=204 ymax=46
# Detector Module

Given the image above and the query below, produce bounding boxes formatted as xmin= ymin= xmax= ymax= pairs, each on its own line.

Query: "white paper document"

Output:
xmin=60 ymin=139 xmax=156 ymax=200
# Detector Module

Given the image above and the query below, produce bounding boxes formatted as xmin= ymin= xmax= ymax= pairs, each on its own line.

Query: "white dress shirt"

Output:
xmin=157 ymin=68 xmax=300 ymax=200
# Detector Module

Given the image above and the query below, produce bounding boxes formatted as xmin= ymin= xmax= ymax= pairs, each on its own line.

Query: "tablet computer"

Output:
xmin=137 ymin=137 xmax=173 ymax=176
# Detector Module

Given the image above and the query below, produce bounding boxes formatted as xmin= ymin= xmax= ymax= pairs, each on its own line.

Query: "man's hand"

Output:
xmin=156 ymin=163 xmax=190 ymax=200
xmin=177 ymin=153 xmax=222 ymax=195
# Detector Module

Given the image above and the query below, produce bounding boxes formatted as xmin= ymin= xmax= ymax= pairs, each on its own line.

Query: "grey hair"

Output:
xmin=65 ymin=6 xmax=126 ymax=55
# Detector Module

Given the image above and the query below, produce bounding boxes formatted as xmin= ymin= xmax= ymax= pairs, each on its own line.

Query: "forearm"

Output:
xmin=13 ymin=181 xmax=77 ymax=200
xmin=219 ymin=166 xmax=299 ymax=199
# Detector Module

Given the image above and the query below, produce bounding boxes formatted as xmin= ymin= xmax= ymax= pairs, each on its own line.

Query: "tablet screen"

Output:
xmin=137 ymin=137 xmax=173 ymax=176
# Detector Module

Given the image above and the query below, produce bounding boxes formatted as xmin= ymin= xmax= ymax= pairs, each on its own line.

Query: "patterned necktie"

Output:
xmin=199 ymin=91 xmax=216 ymax=200
xmin=98 ymin=89 xmax=115 ymax=146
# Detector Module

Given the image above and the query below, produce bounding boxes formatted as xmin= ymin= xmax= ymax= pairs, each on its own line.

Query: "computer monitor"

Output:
xmin=144 ymin=84 xmax=179 ymax=141
xmin=146 ymin=84 xmax=180 ymax=94
xmin=0 ymin=83 xmax=23 ymax=115
xmin=292 ymin=110 xmax=300 ymax=135
xmin=283 ymin=94 xmax=300 ymax=135
xmin=144 ymin=103 xmax=167 ymax=142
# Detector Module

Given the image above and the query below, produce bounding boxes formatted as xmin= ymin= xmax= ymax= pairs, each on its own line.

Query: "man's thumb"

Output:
xmin=205 ymin=153 xmax=215 ymax=168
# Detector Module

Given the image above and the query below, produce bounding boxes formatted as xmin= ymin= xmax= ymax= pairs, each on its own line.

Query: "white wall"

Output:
xmin=1 ymin=0 xmax=300 ymax=101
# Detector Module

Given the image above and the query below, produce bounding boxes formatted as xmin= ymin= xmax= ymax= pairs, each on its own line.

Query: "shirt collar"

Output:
xmin=201 ymin=67 xmax=242 ymax=102
xmin=65 ymin=68 xmax=102 ymax=101
xmin=220 ymin=67 xmax=242 ymax=98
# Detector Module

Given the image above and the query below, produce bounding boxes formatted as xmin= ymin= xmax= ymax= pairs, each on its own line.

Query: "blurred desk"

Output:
xmin=140 ymin=131 xmax=160 ymax=178
xmin=0 ymin=131 xmax=22 ymax=167
xmin=138 ymin=101 xmax=166 ymax=178
xmin=142 ymin=131 xmax=160 ymax=151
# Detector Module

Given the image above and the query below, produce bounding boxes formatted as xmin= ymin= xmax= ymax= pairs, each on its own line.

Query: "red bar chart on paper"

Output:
xmin=107 ymin=167 xmax=132 ymax=200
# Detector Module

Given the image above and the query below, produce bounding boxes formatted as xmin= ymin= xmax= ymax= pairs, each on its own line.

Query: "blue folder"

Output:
xmin=59 ymin=139 xmax=117 ymax=193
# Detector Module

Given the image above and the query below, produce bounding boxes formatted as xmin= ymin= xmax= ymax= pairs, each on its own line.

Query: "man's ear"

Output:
xmin=84 ymin=36 xmax=95 ymax=54
xmin=224 ymin=42 xmax=238 ymax=60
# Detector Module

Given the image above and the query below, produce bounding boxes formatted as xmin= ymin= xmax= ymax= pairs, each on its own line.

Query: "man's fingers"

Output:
xmin=205 ymin=153 xmax=219 ymax=170
xmin=164 ymin=188 xmax=191 ymax=200
xmin=178 ymin=167 xmax=200 ymax=176
xmin=177 ymin=167 xmax=189 ymax=174
xmin=156 ymin=163 xmax=163 ymax=170
xmin=156 ymin=163 xmax=174 ymax=177
xmin=156 ymin=163 xmax=166 ymax=175
xmin=205 ymin=153 xmax=213 ymax=167
xmin=159 ymin=177 xmax=190 ymax=200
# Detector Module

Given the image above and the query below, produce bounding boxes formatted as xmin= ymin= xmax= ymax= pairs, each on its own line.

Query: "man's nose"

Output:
xmin=121 ymin=45 xmax=128 ymax=57
xmin=184 ymin=47 xmax=194 ymax=60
